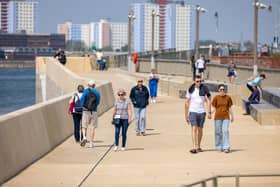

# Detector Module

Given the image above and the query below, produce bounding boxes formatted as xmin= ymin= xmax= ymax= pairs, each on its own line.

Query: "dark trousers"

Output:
xmin=192 ymin=68 xmax=196 ymax=81
xmin=247 ymin=83 xmax=254 ymax=93
xmin=72 ymin=113 xmax=82 ymax=142
xmin=244 ymin=100 xmax=259 ymax=114
xmin=114 ymin=119 xmax=129 ymax=147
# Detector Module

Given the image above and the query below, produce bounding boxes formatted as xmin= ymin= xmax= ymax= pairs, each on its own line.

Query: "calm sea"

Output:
xmin=0 ymin=68 xmax=35 ymax=115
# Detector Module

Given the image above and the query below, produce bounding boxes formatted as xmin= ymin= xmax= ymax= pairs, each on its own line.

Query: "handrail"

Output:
xmin=182 ymin=173 xmax=280 ymax=187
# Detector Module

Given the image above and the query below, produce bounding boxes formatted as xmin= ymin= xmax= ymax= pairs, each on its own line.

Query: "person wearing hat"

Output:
xmin=129 ymin=78 xmax=150 ymax=136
xmin=80 ymin=80 xmax=101 ymax=148
xmin=112 ymin=89 xmax=132 ymax=151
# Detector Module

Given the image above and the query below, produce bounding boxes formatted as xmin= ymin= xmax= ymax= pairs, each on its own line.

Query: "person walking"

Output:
xmin=129 ymin=79 xmax=150 ymax=136
xmin=112 ymin=89 xmax=132 ymax=152
xmin=191 ymin=55 xmax=196 ymax=81
xmin=227 ymin=61 xmax=237 ymax=83
xmin=69 ymin=85 xmax=84 ymax=143
xmin=196 ymin=54 xmax=206 ymax=81
xmin=148 ymin=69 xmax=159 ymax=103
xmin=211 ymin=84 xmax=234 ymax=153
xmin=243 ymin=84 xmax=260 ymax=115
xmin=80 ymin=80 xmax=101 ymax=148
xmin=185 ymin=75 xmax=211 ymax=154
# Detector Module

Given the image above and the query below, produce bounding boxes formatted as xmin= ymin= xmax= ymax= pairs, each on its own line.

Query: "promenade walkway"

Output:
xmin=3 ymin=69 xmax=280 ymax=187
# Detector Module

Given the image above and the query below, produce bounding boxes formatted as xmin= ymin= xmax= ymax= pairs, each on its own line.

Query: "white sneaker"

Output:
xmin=88 ymin=142 xmax=94 ymax=148
xmin=113 ymin=146 xmax=118 ymax=152
xmin=121 ymin=147 xmax=126 ymax=151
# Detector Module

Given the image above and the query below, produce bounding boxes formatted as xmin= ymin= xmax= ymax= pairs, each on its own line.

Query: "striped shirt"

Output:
xmin=114 ymin=98 xmax=130 ymax=119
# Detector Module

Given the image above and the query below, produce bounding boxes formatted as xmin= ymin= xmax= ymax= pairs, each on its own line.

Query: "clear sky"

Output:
xmin=37 ymin=0 xmax=279 ymax=44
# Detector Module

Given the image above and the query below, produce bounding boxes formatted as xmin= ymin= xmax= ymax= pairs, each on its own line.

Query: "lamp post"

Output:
xmin=253 ymin=0 xmax=272 ymax=76
xmin=151 ymin=9 xmax=159 ymax=70
xmin=128 ymin=11 xmax=135 ymax=72
xmin=195 ymin=5 xmax=207 ymax=60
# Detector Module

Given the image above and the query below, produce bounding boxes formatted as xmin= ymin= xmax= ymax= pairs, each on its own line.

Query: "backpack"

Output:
xmin=73 ymin=93 xmax=83 ymax=113
xmin=83 ymin=89 xmax=97 ymax=111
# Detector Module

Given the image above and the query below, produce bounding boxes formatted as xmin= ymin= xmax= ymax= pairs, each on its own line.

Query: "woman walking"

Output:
xmin=112 ymin=89 xmax=132 ymax=151
xmin=69 ymin=85 xmax=84 ymax=143
xmin=211 ymin=84 xmax=234 ymax=153
xmin=148 ymin=69 xmax=159 ymax=103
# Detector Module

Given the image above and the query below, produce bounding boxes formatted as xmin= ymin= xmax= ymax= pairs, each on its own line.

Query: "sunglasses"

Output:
xmin=118 ymin=93 xmax=124 ymax=96
xmin=195 ymin=80 xmax=201 ymax=83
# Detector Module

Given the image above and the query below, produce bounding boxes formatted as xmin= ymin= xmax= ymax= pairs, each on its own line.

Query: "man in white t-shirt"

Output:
xmin=196 ymin=55 xmax=206 ymax=81
xmin=185 ymin=75 xmax=211 ymax=154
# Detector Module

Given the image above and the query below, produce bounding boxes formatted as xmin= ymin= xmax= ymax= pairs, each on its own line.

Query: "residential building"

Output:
xmin=131 ymin=0 xmax=193 ymax=52
xmin=110 ymin=22 xmax=127 ymax=51
xmin=0 ymin=0 xmax=10 ymax=33
xmin=58 ymin=19 xmax=127 ymax=51
xmin=6 ymin=0 xmax=39 ymax=34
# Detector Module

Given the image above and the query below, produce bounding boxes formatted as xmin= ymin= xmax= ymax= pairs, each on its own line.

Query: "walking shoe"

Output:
xmin=224 ymin=149 xmax=230 ymax=153
xmin=80 ymin=139 xmax=87 ymax=147
xmin=136 ymin=132 xmax=140 ymax=136
xmin=197 ymin=148 xmax=203 ymax=152
xmin=113 ymin=146 xmax=118 ymax=152
xmin=88 ymin=142 xmax=94 ymax=148
xmin=189 ymin=149 xmax=197 ymax=154
xmin=141 ymin=132 xmax=146 ymax=136
xmin=121 ymin=147 xmax=126 ymax=151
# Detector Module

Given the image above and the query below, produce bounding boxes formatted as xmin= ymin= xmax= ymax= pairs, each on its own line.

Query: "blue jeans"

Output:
xmin=72 ymin=113 xmax=82 ymax=142
xmin=134 ymin=107 xmax=146 ymax=133
xmin=114 ymin=119 xmax=129 ymax=147
xmin=214 ymin=120 xmax=230 ymax=150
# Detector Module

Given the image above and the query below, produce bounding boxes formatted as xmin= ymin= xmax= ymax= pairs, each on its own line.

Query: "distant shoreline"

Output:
xmin=0 ymin=60 xmax=35 ymax=68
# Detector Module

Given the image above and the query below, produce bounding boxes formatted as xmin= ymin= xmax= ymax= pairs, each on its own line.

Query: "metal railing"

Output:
xmin=182 ymin=173 xmax=280 ymax=187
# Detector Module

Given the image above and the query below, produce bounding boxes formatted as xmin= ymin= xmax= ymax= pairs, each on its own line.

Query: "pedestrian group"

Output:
xmin=68 ymin=66 xmax=266 ymax=154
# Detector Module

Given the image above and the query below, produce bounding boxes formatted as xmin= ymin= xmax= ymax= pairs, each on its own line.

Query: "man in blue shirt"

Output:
xmin=80 ymin=80 xmax=101 ymax=148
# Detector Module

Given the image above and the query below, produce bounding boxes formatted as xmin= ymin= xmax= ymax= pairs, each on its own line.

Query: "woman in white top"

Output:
xmin=112 ymin=88 xmax=132 ymax=151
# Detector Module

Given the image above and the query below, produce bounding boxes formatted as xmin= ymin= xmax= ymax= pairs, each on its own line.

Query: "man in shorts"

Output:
xmin=80 ymin=80 xmax=101 ymax=148
xmin=185 ymin=75 xmax=211 ymax=154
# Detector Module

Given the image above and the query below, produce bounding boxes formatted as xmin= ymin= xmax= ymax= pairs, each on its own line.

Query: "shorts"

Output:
xmin=189 ymin=112 xmax=206 ymax=128
xmin=198 ymin=68 xmax=204 ymax=73
xmin=227 ymin=71 xmax=235 ymax=77
xmin=82 ymin=111 xmax=98 ymax=129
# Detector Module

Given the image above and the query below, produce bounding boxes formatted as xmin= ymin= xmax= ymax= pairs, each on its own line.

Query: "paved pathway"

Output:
xmin=3 ymin=69 xmax=280 ymax=187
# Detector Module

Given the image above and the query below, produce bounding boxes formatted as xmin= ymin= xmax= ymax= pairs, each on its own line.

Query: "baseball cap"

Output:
xmin=88 ymin=80 xmax=96 ymax=86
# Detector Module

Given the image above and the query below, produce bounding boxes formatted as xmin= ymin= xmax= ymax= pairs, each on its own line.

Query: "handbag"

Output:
xmin=68 ymin=101 xmax=74 ymax=114
xmin=111 ymin=118 xmax=120 ymax=125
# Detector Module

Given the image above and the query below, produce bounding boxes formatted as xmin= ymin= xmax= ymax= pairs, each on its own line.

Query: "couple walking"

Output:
xmin=185 ymin=75 xmax=234 ymax=154
xmin=111 ymin=78 xmax=150 ymax=152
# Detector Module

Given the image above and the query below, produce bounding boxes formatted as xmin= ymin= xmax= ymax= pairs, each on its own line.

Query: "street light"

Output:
xmin=253 ymin=0 xmax=272 ymax=76
xmin=151 ymin=9 xmax=159 ymax=70
xmin=128 ymin=11 xmax=135 ymax=72
xmin=195 ymin=5 xmax=207 ymax=60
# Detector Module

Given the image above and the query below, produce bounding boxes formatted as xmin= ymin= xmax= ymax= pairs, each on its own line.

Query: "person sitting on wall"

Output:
xmin=54 ymin=49 xmax=67 ymax=65
xmin=243 ymin=84 xmax=260 ymax=115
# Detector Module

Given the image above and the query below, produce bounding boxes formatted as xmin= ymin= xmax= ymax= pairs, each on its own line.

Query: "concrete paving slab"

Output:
xmin=3 ymin=68 xmax=280 ymax=187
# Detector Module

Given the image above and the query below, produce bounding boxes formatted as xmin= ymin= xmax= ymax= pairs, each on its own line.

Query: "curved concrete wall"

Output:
xmin=0 ymin=57 xmax=114 ymax=185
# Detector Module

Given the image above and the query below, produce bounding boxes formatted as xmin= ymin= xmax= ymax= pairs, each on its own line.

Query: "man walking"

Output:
xmin=129 ymin=79 xmax=149 ymax=136
xmin=80 ymin=80 xmax=101 ymax=148
xmin=185 ymin=75 xmax=211 ymax=154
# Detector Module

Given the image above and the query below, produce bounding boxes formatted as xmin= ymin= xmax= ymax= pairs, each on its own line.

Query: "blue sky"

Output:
xmin=38 ymin=0 xmax=279 ymax=44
